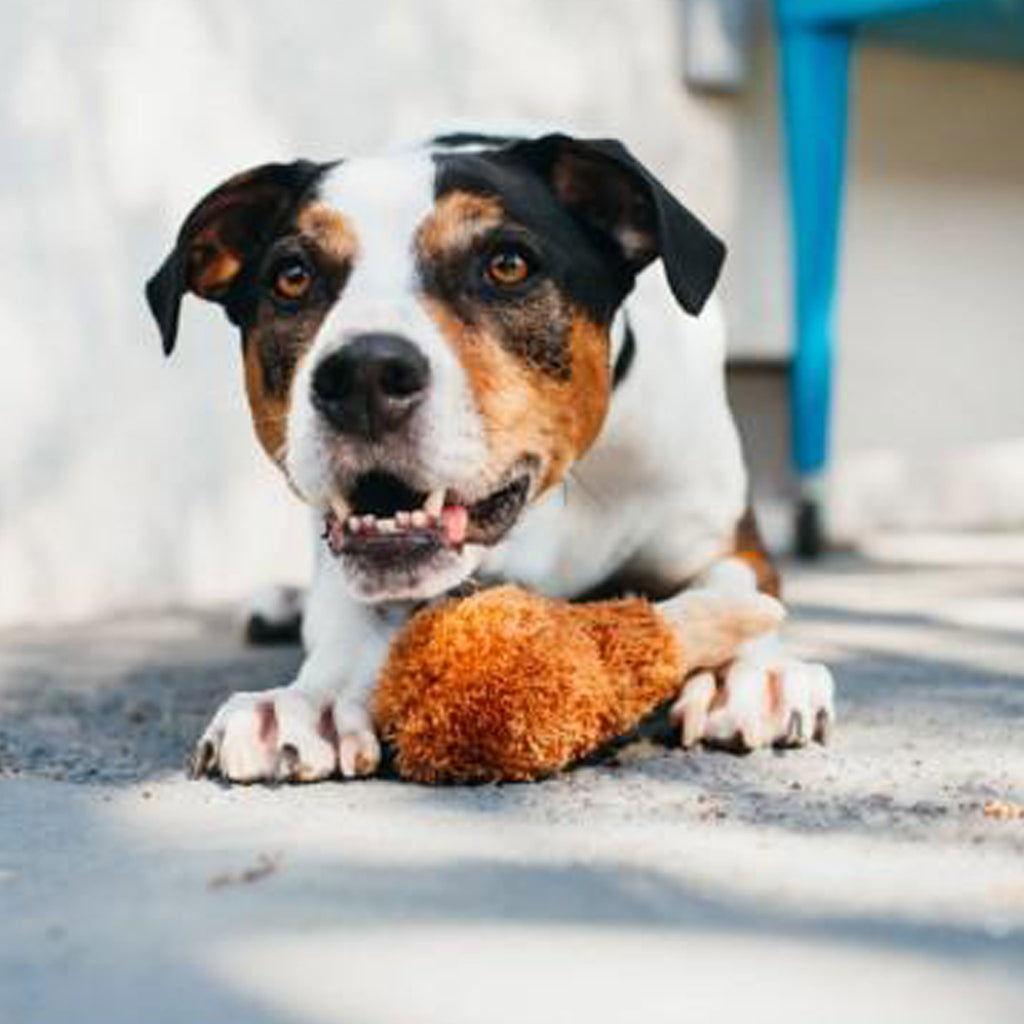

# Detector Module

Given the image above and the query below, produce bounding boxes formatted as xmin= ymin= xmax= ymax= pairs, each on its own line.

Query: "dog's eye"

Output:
xmin=485 ymin=248 xmax=532 ymax=288
xmin=271 ymin=257 xmax=313 ymax=302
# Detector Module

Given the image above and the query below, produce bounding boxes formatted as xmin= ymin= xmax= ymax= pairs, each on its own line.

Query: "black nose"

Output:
xmin=311 ymin=333 xmax=431 ymax=440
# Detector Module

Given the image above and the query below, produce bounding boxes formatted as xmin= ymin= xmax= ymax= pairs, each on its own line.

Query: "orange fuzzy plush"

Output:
xmin=373 ymin=585 xmax=782 ymax=784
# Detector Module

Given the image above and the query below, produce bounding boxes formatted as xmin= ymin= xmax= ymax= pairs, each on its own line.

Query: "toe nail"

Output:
xmin=814 ymin=708 xmax=832 ymax=745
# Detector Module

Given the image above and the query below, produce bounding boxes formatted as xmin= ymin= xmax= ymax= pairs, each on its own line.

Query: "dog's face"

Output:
xmin=147 ymin=133 xmax=724 ymax=601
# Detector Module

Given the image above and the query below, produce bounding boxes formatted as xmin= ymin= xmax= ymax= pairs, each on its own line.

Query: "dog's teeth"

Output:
xmin=423 ymin=489 xmax=445 ymax=517
xmin=346 ymin=516 xmax=360 ymax=533
xmin=361 ymin=515 xmax=377 ymax=532
xmin=396 ymin=511 xmax=412 ymax=528
xmin=378 ymin=518 xmax=396 ymax=534
xmin=411 ymin=510 xmax=428 ymax=529
xmin=330 ymin=498 xmax=350 ymax=522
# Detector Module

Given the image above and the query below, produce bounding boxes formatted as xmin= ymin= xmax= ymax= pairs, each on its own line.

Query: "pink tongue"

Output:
xmin=441 ymin=505 xmax=468 ymax=547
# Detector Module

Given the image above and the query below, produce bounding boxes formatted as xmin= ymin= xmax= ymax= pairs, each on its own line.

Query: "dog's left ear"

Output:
xmin=508 ymin=134 xmax=725 ymax=315
xmin=145 ymin=159 xmax=328 ymax=356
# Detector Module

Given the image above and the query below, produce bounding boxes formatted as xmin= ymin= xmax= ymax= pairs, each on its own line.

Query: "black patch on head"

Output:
xmin=431 ymin=132 xmax=521 ymax=150
xmin=420 ymin=151 xmax=632 ymax=380
xmin=145 ymin=159 xmax=335 ymax=356
xmin=421 ymin=134 xmax=726 ymax=390
xmin=432 ymin=151 xmax=634 ymax=322
xmin=426 ymin=134 xmax=726 ymax=331
xmin=504 ymin=134 xmax=725 ymax=317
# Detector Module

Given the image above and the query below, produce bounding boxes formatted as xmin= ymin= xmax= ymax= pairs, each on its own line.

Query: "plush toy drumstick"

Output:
xmin=373 ymin=584 xmax=783 ymax=784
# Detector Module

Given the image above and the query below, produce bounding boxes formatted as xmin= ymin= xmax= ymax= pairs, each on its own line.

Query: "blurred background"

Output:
xmin=1 ymin=0 xmax=1022 ymax=626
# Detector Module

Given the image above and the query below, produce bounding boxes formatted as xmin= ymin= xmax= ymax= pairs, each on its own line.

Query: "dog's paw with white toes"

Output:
xmin=189 ymin=688 xmax=348 ymax=783
xmin=671 ymin=658 xmax=835 ymax=753
xmin=333 ymin=700 xmax=382 ymax=779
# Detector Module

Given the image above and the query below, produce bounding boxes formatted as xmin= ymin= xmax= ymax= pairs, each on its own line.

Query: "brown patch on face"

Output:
xmin=418 ymin=192 xmax=505 ymax=258
xmin=241 ymin=203 xmax=355 ymax=468
xmin=296 ymin=202 xmax=358 ymax=264
xmin=562 ymin=315 xmax=612 ymax=458
xmin=733 ymin=507 xmax=781 ymax=598
xmin=418 ymin=190 xmax=579 ymax=379
xmin=418 ymin=188 xmax=613 ymax=490
xmin=242 ymin=301 xmax=336 ymax=468
xmin=243 ymin=332 xmax=290 ymax=462
xmin=425 ymin=300 xmax=611 ymax=494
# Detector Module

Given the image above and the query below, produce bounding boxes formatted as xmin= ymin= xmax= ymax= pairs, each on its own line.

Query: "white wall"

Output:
xmin=723 ymin=30 xmax=1024 ymax=537
xmin=832 ymin=45 xmax=1024 ymax=536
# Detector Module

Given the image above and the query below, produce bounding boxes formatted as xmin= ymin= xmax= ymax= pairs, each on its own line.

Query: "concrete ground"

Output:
xmin=2 ymin=539 xmax=1023 ymax=1024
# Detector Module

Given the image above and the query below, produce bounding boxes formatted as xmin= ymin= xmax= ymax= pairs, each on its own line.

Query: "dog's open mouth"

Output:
xmin=322 ymin=462 xmax=535 ymax=563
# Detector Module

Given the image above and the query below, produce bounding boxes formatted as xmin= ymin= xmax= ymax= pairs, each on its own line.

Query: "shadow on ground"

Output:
xmin=3 ymin=552 xmax=1024 ymax=1023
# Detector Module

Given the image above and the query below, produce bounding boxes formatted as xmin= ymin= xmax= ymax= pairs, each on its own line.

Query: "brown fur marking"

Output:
xmin=417 ymin=187 xmax=612 ymax=483
xmin=417 ymin=192 xmax=505 ymax=258
xmin=243 ymin=335 xmax=289 ymax=462
xmin=424 ymin=300 xmax=611 ymax=494
xmin=417 ymin=190 xmax=583 ymax=379
xmin=296 ymin=202 xmax=358 ymax=263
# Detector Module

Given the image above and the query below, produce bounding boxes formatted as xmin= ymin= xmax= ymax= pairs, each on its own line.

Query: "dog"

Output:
xmin=146 ymin=130 xmax=834 ymax=782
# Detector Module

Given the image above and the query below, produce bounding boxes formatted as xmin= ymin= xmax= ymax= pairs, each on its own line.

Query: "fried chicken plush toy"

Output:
xmin=373 ymin=585 xmax=782 ymax=783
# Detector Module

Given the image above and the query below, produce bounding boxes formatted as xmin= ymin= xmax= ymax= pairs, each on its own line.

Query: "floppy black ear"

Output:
xmin=507 ymin=134 xmax=725 ymax=315
xmin=145 ymin=159 xmax=328 ymax=355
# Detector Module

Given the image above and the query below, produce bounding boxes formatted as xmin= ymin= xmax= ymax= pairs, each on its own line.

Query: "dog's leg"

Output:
xmin=666 ymin=556 xmax=835 ymax=752
xmin=190 ymin=569 xmax=400 ymax=783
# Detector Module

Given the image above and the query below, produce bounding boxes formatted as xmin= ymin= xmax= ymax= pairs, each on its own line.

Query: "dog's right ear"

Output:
xmin=504 ymin=134 xmax=725 ymax=317
xmin=145 ymin=160 xmax=328 ymax=355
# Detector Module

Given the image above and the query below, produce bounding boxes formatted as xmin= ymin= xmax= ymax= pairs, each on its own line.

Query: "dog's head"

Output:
xmin=146 ymin=133 xmax=724 ymax=601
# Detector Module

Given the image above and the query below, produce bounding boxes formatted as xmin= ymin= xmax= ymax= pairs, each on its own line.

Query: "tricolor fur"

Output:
xmin=146 ymin=130 xmax=834 ymax=782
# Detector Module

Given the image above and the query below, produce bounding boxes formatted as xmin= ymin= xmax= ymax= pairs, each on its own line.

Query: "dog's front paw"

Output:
xmin=189 ymin=688 xmax=356 ymax=783
xmin=670 ymin=656 xmax=835 ymax=753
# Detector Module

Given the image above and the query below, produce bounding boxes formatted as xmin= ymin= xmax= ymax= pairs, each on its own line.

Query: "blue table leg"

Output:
xmin=776 ymin=22 xmax=852 ymax=556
